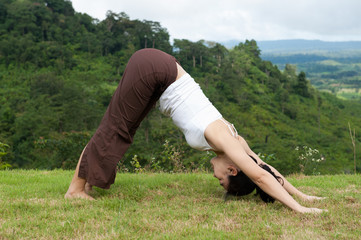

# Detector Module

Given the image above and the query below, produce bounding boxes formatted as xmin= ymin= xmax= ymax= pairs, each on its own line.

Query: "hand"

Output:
xmin=302 ymin=195 xmax=327 ymax=202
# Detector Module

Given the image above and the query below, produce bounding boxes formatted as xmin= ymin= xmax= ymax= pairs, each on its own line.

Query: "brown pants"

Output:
xmin=78 ymin=49 xmax=178 ymax=189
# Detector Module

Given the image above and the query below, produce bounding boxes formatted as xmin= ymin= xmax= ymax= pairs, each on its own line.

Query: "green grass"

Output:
xmin=0 ymin=170 xmax=360 ymax=239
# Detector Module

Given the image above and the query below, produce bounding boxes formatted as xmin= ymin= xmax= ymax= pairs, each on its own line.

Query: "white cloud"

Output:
xmin=71 ymin=0 xmax=361 ymax=42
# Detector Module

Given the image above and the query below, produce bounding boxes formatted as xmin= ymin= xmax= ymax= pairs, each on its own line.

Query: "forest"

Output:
xmin=0 ymin=0 xmax=360 ymax=175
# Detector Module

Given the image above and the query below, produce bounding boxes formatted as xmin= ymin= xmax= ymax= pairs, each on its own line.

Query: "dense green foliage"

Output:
xmin=1 ymin=0 xmax=360 ymax=174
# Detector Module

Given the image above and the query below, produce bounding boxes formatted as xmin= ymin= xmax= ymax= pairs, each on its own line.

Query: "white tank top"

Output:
xmin=159 ymin=74 xmax=222 ymax=151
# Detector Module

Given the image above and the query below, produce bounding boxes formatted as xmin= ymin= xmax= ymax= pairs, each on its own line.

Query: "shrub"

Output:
xmin=0 ymin=142 xmax=12 ymax=170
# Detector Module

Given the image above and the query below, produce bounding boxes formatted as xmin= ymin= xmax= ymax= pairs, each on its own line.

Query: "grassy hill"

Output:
xmin=0 ymin=170 xmax=360 ymax=239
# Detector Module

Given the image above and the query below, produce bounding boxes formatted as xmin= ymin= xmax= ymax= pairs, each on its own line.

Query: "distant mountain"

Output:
xmin=219 ymin=39 xmax=245 ymax=49
xmin=221 ymin=39 xmax=361 ymax=53
xmin=246 ymin=40 xmax=361 ymax=101
xmin=258 ymin=40 xmax=361 ymax=53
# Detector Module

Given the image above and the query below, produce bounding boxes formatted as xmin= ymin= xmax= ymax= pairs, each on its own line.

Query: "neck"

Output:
xmin=213 ymin=153 xmax=240 ymax=171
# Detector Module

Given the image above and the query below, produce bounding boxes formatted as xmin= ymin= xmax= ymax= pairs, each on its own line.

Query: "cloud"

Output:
xmin=71 ymin=0 xmax=361 ymax=42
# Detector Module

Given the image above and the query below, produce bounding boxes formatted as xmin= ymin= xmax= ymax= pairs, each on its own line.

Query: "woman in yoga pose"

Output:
xmin=65 ymin=49 xmax=325 ymax=213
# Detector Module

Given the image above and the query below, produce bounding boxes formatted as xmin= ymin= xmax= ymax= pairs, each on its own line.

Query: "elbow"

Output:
xmin=237 ymin=135 xmax=246 ymax=144
xmin=252 ymin=171 xmax=268 ymax=187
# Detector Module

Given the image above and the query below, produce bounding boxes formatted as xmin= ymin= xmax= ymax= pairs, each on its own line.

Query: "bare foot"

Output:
xmin=85 ymin=182 xmax=93 ymax=195
xmin=64 ymin=190 xmax=94 ymax=200
xmin=298 ymin=206 xmax=328 ymax=214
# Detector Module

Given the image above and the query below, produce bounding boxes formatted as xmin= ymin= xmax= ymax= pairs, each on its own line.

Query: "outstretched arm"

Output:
xmin=205 ymin=120 xmax=326 ymax=213
xmin=236 ymin=136 xmax=325 ymax=202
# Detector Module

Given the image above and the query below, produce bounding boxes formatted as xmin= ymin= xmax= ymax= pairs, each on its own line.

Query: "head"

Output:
xmin=211 ymin=155 xmax=282 ymax=203
xmin=210 ymin=156 xmax=238 ymax=190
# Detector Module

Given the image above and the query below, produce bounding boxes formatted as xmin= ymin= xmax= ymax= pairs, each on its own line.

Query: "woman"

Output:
xmin=65 ymin=49 xmax=326 ymax=213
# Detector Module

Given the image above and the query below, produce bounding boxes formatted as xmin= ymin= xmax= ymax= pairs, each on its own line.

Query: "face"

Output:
xmin=210 ymin=157 xmax=234 ymax=190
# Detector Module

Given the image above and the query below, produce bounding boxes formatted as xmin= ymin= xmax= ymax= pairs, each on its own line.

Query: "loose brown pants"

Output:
xmin=78 ymin=49 xmax=178 ymax=188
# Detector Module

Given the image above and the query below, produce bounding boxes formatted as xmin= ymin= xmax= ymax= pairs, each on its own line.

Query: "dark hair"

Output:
xmin=227 ymin=156 xmax=284 ymax=203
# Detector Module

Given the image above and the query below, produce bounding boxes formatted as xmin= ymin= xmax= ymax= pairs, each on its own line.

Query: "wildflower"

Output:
xmin=296 ymin=145 xmax=324 ymax=175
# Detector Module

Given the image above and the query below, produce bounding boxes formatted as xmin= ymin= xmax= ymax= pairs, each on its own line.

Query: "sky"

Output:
xmin=71 ymin=0 xmax=361 ymax=43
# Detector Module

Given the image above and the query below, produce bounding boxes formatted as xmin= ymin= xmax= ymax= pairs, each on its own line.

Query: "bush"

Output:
xmin=0 ymin=141 xmax=12 ymax=169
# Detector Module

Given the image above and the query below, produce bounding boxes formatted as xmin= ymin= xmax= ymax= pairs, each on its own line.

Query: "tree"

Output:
xmin=141 ymin=20 xmax=172 ymax=52
xmin=283 ymin=64 xmax=297 ymax=81
xmin=275 ymin=88 xmax=289 ymax=113
xmin=236 ymin=39 xmax=261 ymax=59
xmin=45 ymin=0 xmax=74 ymax=16
xmin=295 ymin=71 xmax=310 ymax=97
xmin=208 ymin=42 xmax=228 ymax=72
xmin=282 ymin=64 xmax=297 ymax=91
